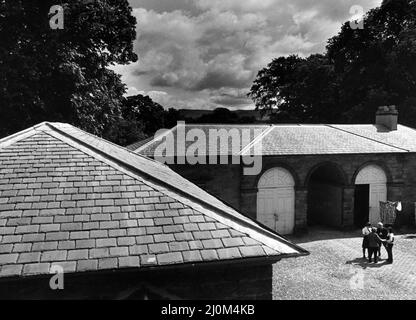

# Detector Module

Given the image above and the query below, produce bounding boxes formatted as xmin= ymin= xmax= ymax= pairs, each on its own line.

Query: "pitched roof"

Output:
xmin=0 ymin=123 xmax=306 ymax=279
xmin=126 ymin=136 xmax=154 ymax=152
xmin=135 ymin=123 xmax=416 ymax=157
xmin=137 ymin=124 xmax=270 ymax=156
xmin=330 ymin=124 xmax=416 ymax=152
xmin=244 ymin=124 xmax=414 ymax=156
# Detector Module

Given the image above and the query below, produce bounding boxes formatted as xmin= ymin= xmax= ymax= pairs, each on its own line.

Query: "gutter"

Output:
xmin=0 ymin=252 xmax=309 ymax=284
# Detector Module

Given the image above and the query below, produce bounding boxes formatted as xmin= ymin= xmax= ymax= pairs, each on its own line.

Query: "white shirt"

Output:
xmin=362 ymin=227 xmax=371 ymax=236
xmin=386 ymin=233 xmax=395 ymax=244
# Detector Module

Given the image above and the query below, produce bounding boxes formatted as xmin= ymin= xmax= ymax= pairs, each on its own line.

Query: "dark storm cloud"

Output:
xmin=114 ymin=0 xmax=382 ymax=109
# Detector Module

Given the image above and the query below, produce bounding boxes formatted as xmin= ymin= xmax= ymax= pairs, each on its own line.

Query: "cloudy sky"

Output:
xmin=113 ymin=0 xmax=382 ymax=110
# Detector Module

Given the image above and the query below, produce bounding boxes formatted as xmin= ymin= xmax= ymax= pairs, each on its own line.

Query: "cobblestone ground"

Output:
xmin=273 ymin=227 xmax=416 ymax=300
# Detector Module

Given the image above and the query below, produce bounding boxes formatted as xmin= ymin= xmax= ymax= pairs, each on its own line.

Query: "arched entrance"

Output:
xmin=307 ymin=163 xmax=345 ymax=227
xmin=257 ymin=167 xmax=295 ymax=234
xmin=354 ymin=164 xmax=387 ymax=226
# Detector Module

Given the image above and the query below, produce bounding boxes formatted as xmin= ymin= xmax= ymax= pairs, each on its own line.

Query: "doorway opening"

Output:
xmin=307 ymin=163 xmax=345 ymax=227
xmin=354 ymin=164 xmax=387 ymax=225
xmin=354 ymin=184 xmax=370 ymax=227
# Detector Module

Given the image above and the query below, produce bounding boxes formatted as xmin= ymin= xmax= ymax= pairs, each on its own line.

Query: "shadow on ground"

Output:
xmin=287 ymin=226 xmax=416 ymax=244
xmin=346 ymin=257 xmax=391 ymax=269
xmin=287 ymin=226 xmax=360 ymax=243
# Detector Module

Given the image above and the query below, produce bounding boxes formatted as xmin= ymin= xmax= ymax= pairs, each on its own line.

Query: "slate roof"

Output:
xmin=0 ymin=123 xmax=305 ymax=279
xmin=244 ymin=124 xmax=414 ymax=156
xmin=135 ymin=123 xmax=416 ymax=157
xmin=136 ymin=124 xmax=270 ymax=156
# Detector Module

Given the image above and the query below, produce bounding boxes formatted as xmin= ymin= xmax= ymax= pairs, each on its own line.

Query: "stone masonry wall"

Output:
xmin=164 ymin=153 xmax=416 ymax=232
xmin=0 ymin=263 xmax=274 ymax=300
xmin=170 ymin=163 xmax=241 ymax=211
xmin=241 ymin=153 xmax=415 ymax=230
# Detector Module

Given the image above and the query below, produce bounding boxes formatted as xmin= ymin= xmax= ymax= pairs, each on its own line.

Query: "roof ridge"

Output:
xmin=327 ymin=124 xmax=411 ymax=153
xmin=135 ymin=124 xmax=178 ymax=153
xmin=126 ymin=136 xmax=154 ymax=151
xmin=48 ymin=122 xmax=169 ymax=168
xmin=397 ymin=123 xmax=416 ymax=133
xmin=184 ymin=123 xmax=272 ymax=127
xmin=239 ymin=125 xmax=275 ymax=155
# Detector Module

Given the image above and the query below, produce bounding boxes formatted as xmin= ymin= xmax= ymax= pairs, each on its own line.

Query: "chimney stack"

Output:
xmin=376 ymin=105 xmax=398 ymax=131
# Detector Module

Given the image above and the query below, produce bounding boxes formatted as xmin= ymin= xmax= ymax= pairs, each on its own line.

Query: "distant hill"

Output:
xmin=177 ymin=109 xmax=270 ymax=123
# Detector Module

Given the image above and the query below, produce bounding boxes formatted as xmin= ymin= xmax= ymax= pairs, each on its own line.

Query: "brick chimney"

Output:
xmin=376 ymin=105 xmax=398 ymax=131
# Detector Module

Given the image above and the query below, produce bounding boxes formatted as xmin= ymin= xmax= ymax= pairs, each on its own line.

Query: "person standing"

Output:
xmin=385 ymin=227 xmax=395 ymax=264
xmin=376 ymin=222 xmax=388 ymax=257
xmin=367 ymin=228 xmax=382 ymax=263
xmin=362 ymin=222 xmax=372 ymax=259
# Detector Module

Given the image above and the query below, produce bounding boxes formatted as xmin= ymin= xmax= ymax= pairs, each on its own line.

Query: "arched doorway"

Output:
xmin=257 ymin=167 xmax=295 ymax=235
xmin=354 ymin=164 xmax=387 ymax=226
xmin=307 ymin=163 xmax=345 ymax=227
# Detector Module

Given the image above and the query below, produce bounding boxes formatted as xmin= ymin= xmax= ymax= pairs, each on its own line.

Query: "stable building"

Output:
xmin=0 ymin=122 xmax=306 ymax=299
xmin=132 ymin=106 xmax=416 ymax=234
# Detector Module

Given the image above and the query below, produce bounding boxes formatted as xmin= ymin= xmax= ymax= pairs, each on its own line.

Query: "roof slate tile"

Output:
xmin=157 ymin=252 xmax=183 ymax=265
xmin=117 ymin=256 xmax=140 ymax=269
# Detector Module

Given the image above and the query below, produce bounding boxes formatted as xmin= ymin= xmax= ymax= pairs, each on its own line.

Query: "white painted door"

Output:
xmin=369 ymin=184 xmax=387 ymax=224
xmin=257 ymin=188 xmax=295 ymax=234
xmin=257 ymin=189 xmax=276 ymax=229
xmin=257 ymin=167 xmax=295 ymax=234
xmin=355 ymin=164 xmax=388 ymax=225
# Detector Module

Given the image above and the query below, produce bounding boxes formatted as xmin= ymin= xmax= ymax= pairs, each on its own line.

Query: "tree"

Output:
xmin=0 ymin=0 xmax=138 ymax=139
xmin=164 ymin=108 xmax=181 ymax=128
xmin=197 ymin=108 xmax=238 ymax=124
xmin=122 ymin=94 xmax=167 ymax=137
xmin=185 ymin=107 xmax=256 ymax=124
xmin=327 ymin=0 xmax=416 ymax=124
xmin=249 ymin=54 xmax=339 ymax=123
xmin=105 ymin=95 xmax=181 ymax=147
xmin=249 ymin=0 xmax=416 ymax=126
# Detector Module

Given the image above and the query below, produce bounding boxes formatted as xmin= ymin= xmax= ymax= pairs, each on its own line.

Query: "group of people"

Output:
xmin=362 ymin=222 xmax=395 ymax=264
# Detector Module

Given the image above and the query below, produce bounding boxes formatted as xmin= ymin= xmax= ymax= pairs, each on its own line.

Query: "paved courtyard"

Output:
xmin=273 ymin=227 xmax=416 ymax=300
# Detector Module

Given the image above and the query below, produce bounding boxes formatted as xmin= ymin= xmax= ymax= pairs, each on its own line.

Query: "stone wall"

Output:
xmin=0 ymin=262 xmax=274 ymax=300
xmin=170 ymin=162 xmax=241 ymax=210
xmin=241 ymin=153 xmax=415 ymax=230
xmin=163 ymin=153 xmax=416 ymax=232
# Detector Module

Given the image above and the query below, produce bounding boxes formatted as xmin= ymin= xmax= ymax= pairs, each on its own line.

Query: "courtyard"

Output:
xmin=273 ymin=227 xmax=416 ymax=300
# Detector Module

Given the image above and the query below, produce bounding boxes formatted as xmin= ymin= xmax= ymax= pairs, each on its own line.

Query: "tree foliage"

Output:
xmin=106 ymin=95 xmax=180 ymax=147
xmin=183 ymin=108 xmax=257 ymax=124
xmin=0 ymin=0 xmax=138 ymax=139
xmin=249 ymin=0 xmax=416 ymax=126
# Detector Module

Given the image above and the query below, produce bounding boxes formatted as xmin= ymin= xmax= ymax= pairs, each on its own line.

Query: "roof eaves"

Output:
xmin=0 ymin=253 xmax=307 ymax=284
xmin=160 ymin=186 xmax=305 ymax=255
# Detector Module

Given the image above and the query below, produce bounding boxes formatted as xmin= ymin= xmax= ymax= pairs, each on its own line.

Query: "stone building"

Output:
xmin=0 ymin=122 xmax=306 ymax=299
xmin=133 ymin=106 xmax=416 ymax=234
